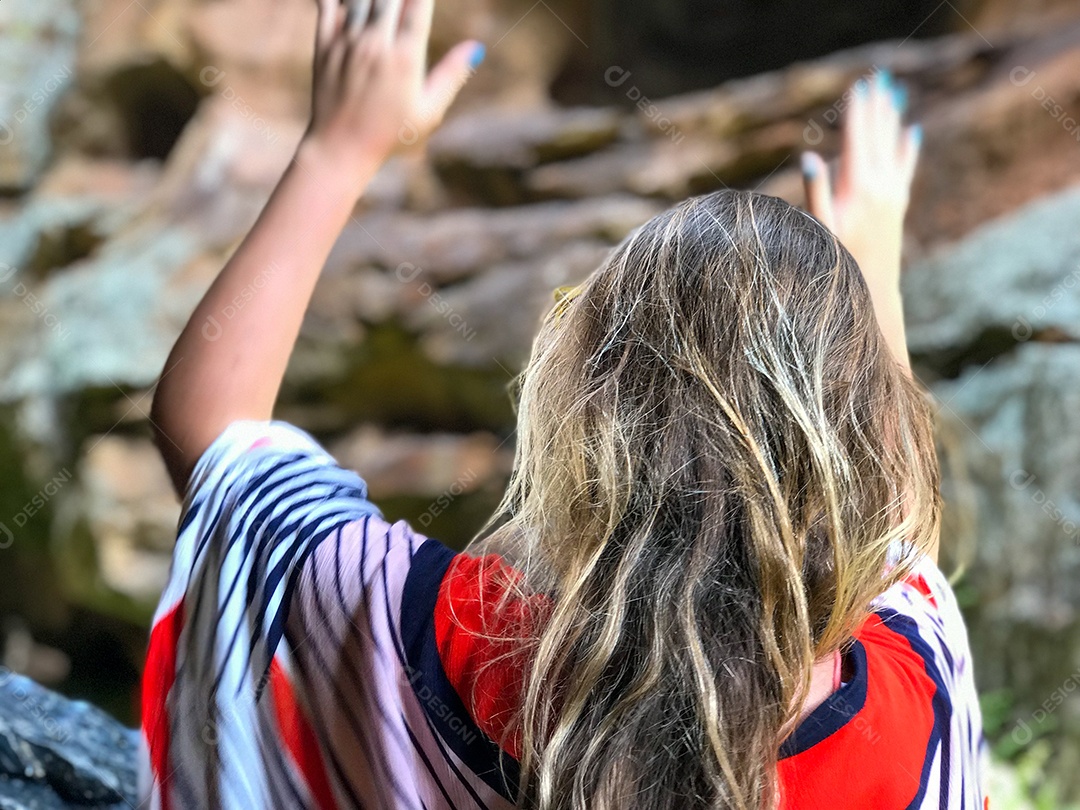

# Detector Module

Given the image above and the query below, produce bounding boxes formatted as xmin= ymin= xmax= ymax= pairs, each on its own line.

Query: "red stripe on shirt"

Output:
xmin=903 ymin=573 xmax=939 ymax=609
xmin=269 ymin=656 xmax=339 ymax=810
xmin=142 ymin=600 xmax=185 ymax=810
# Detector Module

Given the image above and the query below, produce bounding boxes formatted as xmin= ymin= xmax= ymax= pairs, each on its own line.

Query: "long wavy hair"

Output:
xmin=470 ymin=190 xmax=941 ymax=809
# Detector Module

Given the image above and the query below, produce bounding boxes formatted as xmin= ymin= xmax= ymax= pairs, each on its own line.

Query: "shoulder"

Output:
xmin=394 ymin=544 xmax=549 ymax=799
xmin=870 ymin=554 xmax=979 ymax=702
xmin=779 ymin=556 xmax=985 ymax=809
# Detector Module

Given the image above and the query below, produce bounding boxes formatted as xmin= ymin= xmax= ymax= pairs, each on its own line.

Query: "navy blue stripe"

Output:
xmin=177 ymin=495 xmax=203 ymax=536
xmin=349 ymin=520 xmax=468 ymax=810
xmin=373 ymin=534 xmax=467 ymax=810
xmin=187 ymin=456 xmax=315 ymax=685
xmin=194 ymin=454 xmax=308 ymax=569
xmin=205 ymin=458 xmax=379 ymax=696
xmin=257 ymin=698 xmax=314 ymax=810
xmin=288 ymin=641 xmax=371 ymax=810
xmin=875 ymin=608 xmax=953 ymax=810
xmin=175 ymin=437 xmax=374 ymax=808
xmin=778 ymin=640 xmax=869 ymax=759
xmin=301 ymin=544 xmax=407 ymax=809
xmin=183 ymin=492 xmax=234 ymax=654
xmin=399 ymin=540 xmax=520 ymax=801
xmin=187 ymin=453 xmax=345 ymax=662
xmin=242 ymin=471 xmax=371 ymax=631
xmin=327 ymin=520 xmax=423 ymax=801
xmin=343 ymin=516 xmax=463 ymax=809
xmin=294 ymin=565 xmax=380 ymax=810
xmin=388 ymin=530 xmax=494 ymax=810
xmin=401 ymin=711 xmax=471 ymax=810
xmin=248 ymin=510 xmax=367 ymax=695
xmin=179 ymin=434 xmax=499 ymax=808
xmin=212 ymin=485 xmax=359 ymax=695
xmin=212 ymin=490 xmax=332 ymax=693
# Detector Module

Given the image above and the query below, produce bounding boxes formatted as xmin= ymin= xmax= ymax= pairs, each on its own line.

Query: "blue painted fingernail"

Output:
xmin=911 ymin=124 xmax=923 ymax=145
xmin=800 ymin=152 xmax=817 ymax=179
xmin=893 ymin=85 xmax=908 ymax=110
xmin=878 ymin=68 xmax=892 ymax=88
xmin=469 ymin=43 xmax=487 ymax=70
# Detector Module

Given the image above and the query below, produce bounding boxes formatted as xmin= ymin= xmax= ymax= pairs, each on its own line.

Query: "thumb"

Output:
xmin=801 ymin=151 xmax=836 ymax=231
xmin=420 ymin=41 xmax=485 ymax=129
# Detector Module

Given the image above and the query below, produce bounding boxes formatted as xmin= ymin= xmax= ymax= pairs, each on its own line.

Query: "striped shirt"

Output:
xmin=140 ymin=420 xmax=988 ymax=809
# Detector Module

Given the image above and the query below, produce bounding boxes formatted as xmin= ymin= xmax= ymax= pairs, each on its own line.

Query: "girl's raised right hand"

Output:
xmin=300 ymin=0 xmax=485 ymax=188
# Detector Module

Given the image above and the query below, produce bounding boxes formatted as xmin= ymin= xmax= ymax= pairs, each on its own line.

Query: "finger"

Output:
xmin=870 ymin=68 xmax=901 ymax=163
xmin=838 ymin=78 xmax=866 ymax=200
xmin=371 ymin=0 xmax=405 ymax=45
xmin=399 ymin=0 xmax=434 ymax=42
xmin=801 ymin=151 xmax=836 ymax=231
xmin=315 ymin=0 xmax=340 ymax=56
xmin=420 ymin=40 xmax=485 ymax=130
xmin=346 ymin=0 xmax=373 ymax=36
xmin=899 ymin=124 xmax=923 ymax=189
xmin=888 ymin=76 xmax=911 ymax=159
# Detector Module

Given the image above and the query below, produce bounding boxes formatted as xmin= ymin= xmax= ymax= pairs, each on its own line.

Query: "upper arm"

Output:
xmin=165 ymin=420 xmax=384 ymax=674
xmin=872 ymin=555 xmax=976 ymax=694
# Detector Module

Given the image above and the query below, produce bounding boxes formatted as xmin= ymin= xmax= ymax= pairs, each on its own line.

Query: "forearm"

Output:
xmin=152 ymin=143 xmax=377 ymax=493
xmin=848 ymin=229 xmax=912 ymax=376
xmin=863 ymin=271 xmax=911 ymax=376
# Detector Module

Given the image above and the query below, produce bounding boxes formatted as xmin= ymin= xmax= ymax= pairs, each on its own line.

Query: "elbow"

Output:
xmin=149 ymin=379 xmax=189 ymax=498
xmin=148 ymin=382 xmax=172 ymax=460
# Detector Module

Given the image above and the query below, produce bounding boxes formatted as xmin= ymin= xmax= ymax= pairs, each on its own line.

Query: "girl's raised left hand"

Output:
xmin=800 ymin=69 xmax=922 ymax=375
xmin=301 ymin=0 xmax=484 ymax=185
xmin=801 ymin=69 xmax=921 ymax=286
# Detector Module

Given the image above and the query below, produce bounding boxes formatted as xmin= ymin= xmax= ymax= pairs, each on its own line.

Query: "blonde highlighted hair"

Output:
xmin=471 ymin=190 xmax=940 ymax=809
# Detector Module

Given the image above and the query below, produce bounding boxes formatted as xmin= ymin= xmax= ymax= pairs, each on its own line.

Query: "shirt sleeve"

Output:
xmin=146 ymin=420 xmax=389 ymax=807
xmin=175 ymin=419 xmax=384 ymax=680
xmin=146 ymin=420 xmax=515 ymax=810
xmin=870 ymin=555 xmax=989 ymax=807
xmin=871 ymin=554 xmax=973 ymax=685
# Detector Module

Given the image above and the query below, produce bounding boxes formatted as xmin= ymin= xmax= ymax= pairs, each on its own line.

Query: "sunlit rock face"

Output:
xmin=0 ymin=0 xmax=79 ymax=193
xmin=2 ymin=0 xmax=1080 ymax=804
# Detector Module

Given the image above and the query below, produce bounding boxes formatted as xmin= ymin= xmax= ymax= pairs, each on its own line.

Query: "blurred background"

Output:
xmin=2 ymin=0 xmax=1080 ymax=806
